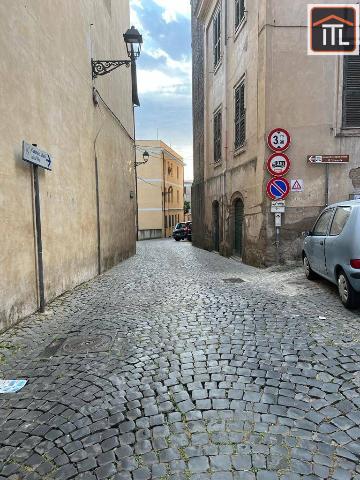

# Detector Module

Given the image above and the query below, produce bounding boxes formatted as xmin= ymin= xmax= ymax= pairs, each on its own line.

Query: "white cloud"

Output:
xmin=130 ymin=0 xmax=143 ymax=10
xmin=152 ymin=0 xmax=191 ymax=23
xmin=173 ymin=144 xmax=193 ymax=179
xmin=137 ymin=69 xmax=189 ymax=96
xmin=147 ymin=48 xmax=191 ymax=75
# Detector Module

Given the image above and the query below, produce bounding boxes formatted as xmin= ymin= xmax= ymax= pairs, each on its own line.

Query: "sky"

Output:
xmin=130 ymin=0 xmax=193 ymax=180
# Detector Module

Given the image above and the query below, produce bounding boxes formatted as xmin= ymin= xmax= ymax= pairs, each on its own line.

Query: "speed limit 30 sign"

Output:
xmin=267 ymin=128 xmax=291 ymax=152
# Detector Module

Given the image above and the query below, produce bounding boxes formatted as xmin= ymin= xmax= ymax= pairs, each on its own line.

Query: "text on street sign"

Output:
xmin=271 ymin=200 xmax=286 ymax=213
xmin=267 ymin=128 xmax=291 ymax=153
xmin=22 ymin=141 xmax=53 ymax=171
xmin=307 ymin=154 xmax=349 ymax=164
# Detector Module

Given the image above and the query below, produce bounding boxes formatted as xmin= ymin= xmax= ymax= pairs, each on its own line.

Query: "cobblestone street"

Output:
xmin=1 ymin=239 xmax=360 ymax=480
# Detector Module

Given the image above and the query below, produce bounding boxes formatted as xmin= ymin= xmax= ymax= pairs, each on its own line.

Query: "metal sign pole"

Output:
xmin=275 ymin=227 xmax=280 ymax=264
xmin=33 ymin=162 xmax=45 ymax=313
xmin=325 ymin=163 xmax=329 ymax=206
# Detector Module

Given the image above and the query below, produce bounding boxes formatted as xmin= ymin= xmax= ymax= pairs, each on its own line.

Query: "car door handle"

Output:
xmin=320 ymin=241 xmax=324 ymax=246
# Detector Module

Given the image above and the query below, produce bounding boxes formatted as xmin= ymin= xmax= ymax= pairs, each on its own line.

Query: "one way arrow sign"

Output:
xmin=22 ymin=141 xmax=53 ymax=171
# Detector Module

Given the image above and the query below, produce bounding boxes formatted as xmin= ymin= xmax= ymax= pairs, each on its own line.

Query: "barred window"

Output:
xmin=213 ymin=7 xmax=221 ymax=67
xmin=235 ymin=0 xmax=245 ymax=30
xmin=214 ymin=109 xmax=222 ymax=163
xmin=343 ymin=55 xmax=360 ymax=128
xmin=235 ymin=81 xmax=246 ymax=149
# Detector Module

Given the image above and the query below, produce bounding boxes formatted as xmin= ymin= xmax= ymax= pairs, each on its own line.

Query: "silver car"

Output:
xmin=303 ymin=200 xmax=360 ymax=309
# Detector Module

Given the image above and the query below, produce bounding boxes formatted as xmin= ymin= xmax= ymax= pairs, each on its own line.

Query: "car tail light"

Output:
xmin=350 ymin=259 xmax=360 ymax=269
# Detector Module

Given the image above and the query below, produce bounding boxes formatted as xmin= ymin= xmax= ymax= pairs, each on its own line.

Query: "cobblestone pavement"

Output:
xmin=1 ymin=239 xmax=360 ymax=480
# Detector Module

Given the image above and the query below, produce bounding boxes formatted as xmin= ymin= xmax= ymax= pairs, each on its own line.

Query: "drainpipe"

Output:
xmin=162 ymin=150 xmax=166 ymax=237
xmin=223 ymin=0 xmax=229 ymax=252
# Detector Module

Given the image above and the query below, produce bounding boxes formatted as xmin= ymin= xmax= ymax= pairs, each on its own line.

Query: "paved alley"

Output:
xmin=1 ymin=239 xmax=360 ymax=480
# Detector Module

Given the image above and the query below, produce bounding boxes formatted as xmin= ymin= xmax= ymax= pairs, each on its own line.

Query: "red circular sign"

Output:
xmin=267 ymin=128 xmax=291 ymax=152
xmin=267 ymin=153 xmax=291 ymax=177
xmin=266 ymin=177 xmax=290 ymax=200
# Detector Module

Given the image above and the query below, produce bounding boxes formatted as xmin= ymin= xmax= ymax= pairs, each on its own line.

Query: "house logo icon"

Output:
xmin=308 ymin=4 xmax=359 ymax=55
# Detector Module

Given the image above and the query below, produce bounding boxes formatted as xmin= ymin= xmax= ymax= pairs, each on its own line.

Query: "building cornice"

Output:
xmin=196 ymin=0 xmax=213 ymax=22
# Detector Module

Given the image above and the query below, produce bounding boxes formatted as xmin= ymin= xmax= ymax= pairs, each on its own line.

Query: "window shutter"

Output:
xmin=235 ymin=82 xmax=246 ymax=148
xmin=343 ymin=56 xmax=360 ymax=128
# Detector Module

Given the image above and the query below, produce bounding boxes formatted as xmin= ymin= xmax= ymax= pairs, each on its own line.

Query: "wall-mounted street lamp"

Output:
xmin=135 ymin=150 xmax=150 ymax=167
xmin=91 ymin=26 xmax=143 ymax=79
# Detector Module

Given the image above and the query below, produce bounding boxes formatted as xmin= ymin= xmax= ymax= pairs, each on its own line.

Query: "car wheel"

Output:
xmin=175 ymin=238 xmax=180 ymax=242
xmin=338 ymin=270 xmax=359 ymax=309
xmin=303 ymin=255 xmax=317 ymax=280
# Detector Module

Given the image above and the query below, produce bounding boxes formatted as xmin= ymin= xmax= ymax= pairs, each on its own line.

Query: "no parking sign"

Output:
xmin=266 ymin=177 xmax=290 ymax=200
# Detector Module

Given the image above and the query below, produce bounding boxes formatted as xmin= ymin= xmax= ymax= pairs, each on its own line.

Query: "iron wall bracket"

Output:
xmin=92 ymin=59 xmax=131 ymax=79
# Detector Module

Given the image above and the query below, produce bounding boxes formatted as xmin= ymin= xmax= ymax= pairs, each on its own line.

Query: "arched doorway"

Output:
xmin=233 ymin=198 xmax=244 ymax=257
xmin=212 ymin=201 xmax=220 ymax=252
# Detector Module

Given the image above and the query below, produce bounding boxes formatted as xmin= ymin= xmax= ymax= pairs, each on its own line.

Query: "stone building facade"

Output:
xmin=136 ymin=141 xmax=184 ymax=240
xmin=192 ymin=0 xmax=360 ymax=266
xmin=0 ymin=0 xmax=137 ymax=332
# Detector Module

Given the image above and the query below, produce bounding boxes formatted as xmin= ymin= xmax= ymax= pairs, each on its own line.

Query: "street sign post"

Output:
xmin=267 ymin=153 xmax=291 ymax=177
xmin=307 ymin=155 xmax=349 ymax=164
xmin=23 ymin=141 xmax=53 ymax=171
xmin=267 ymin=128 xmax=291 ymax=152
xmin=307 ymin=154 xmax=350 ymax=206
xmin=267 ymin=177 xmax=290 ymax=200
xmin=275 ymin=213 xmax=282 ymax=227
xmin=22 ymin=141 xmax=53 ymax=313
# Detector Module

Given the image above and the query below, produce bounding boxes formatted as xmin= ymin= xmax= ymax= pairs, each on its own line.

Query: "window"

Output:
xmin=177 ymin=190 xmax=179 ymax=203
xmin=214 ymin=109 xmax=222 ymax=163
xmin=165 ymin=216 xmax=167 ymax=228
xmin=177 ymin=166 xmax=179 ymax=179
xmin=343 ymin=55 xmax=360 ymax=128
xmin=313 ymin=209 xmax=334 ymax=236
xmin=213 ymin=7 xmax=221 ymax=67
xmin=235 ymin=80 xmax=246 ymax=149
xmin=235 ymin=0 xmax=245 ymax=30
xmin=330 ymin=207 xmax=351 ymax=236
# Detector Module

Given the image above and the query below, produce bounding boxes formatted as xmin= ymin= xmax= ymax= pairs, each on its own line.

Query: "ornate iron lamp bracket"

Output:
xmin=92 ymin=60 xmax=131 ymax=79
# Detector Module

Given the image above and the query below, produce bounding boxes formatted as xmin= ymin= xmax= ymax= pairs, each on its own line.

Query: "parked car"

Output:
xmin=173 ymin=223 xmax=187 ymax=241
xmin=302 ymin=200 xmax=360 ymax=309
xmin=185 ymin=222 xmax=192 ymax=242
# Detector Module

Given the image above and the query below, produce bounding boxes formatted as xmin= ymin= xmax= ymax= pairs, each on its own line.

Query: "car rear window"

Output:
xmin=330 ymin=207 xmax=351 ymax=236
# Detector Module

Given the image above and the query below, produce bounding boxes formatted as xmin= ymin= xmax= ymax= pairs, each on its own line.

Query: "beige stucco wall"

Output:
xmin=136 ymin=140 xmax=184 ymax=238
xmin=199 ymin=0 xmax=267 ymax=263
xmin=265 ymin=0 xmax=360 ymax=261
xmin=195 ymin=0 xmax=360 ymax=265
xmin=0 ymin=0 xmax=136 ymax=332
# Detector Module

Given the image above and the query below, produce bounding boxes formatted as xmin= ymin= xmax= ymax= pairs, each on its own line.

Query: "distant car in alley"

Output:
xmin=302 ymin=200 xmax=360 ymax=309
xmin=185 ymin=222 xmax=192 ymax=242
xmin=173 ymin=222 xmax=187 ymax=241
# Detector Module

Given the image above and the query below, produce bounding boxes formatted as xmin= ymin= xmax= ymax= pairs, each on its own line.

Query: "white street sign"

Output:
xmin=291 ymin=179 xmax=304 ymax=192
xmin=271 ymin=200 xmax=285 ymax=213
xmin=22 ymin=141 xmax=53 ymax=171
xmin=275 ymin=212 xmax=282 ymax=227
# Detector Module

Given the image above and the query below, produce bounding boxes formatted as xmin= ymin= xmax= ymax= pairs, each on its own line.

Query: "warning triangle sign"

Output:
xmin=291 ymin=179 xmax=304 ymax=192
